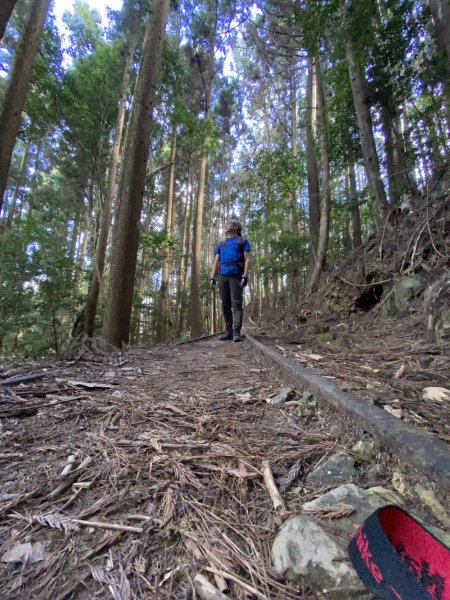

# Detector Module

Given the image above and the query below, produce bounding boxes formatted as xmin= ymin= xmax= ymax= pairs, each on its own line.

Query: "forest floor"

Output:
xmin=0 ymin=328 xmax=449 ymax=599
xmin=251 ymin=309 xmax=450 ymax=443
xmin=0 ymin=320 xmax=448 ymax=598
xmin=0 ymin=337 xmax=376 ymax=600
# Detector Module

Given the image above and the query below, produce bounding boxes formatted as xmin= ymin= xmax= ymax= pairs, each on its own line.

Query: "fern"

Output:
xmin=279 ymin=459 xmax=303 ymax=492
xmin=34 ymin=512 xmax=80 ymax=532
xmin=90 ymin=566 xmax=117 ymax=586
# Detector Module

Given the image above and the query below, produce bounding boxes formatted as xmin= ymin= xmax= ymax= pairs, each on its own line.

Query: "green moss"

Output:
xmin=315 ymin=332 xmax=333 ymax=344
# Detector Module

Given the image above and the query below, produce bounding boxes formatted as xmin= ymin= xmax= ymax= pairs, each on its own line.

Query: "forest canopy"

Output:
xmin=0 ymin=0 xmax=449 ymax=359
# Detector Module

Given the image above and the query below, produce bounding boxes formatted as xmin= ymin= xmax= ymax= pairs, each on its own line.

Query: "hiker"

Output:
xmin=210 ymin=219 xmax=251 ymax=342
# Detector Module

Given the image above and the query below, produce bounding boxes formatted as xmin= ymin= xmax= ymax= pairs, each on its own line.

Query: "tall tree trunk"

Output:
xmin=76 ymin=218 xmax=89 ymax=294
xmin=175 ymin=169 xmax=192 ymax=337
xmin=71 ymin=180 xmax=85 ymax=264
xmin=131 ymin=194 xmax=153 ymax=344
xmin=346 ymin=37 xmax=389 ymax=231
xmin=428 ymin=0 xmax=450 ymax=130
xmin=306 ymin=56 xmax=320 ymax=258
xmin=0 ymin=0 xmax=51 ymax=212
xmin=27 ymin=141 xmax=42 ymax=219
xmin=348 ymin=163 xmax=363 ymax=248
xmin=101 ymin=0 xmax=170 ymax=347
xmin=262 ymin=76 xmax=274 ymax=313
xmin=189 ymin=139 xmax=209 ymax=338
xmin=84 ymin=42 xmax=135 ymax=338
xmin=289 ymin=67 xmax=300 ymax=305
xmin=309 ymin=56 xmax=331 ymax=293
xmin=0 ymin=0 xmax=18 ymax=41
xmin=397 ymin=106 xmax=419 ymax=193
xmin=380 ymin=103 xmax=401 ymax=205
xmin=5 ymin=143 xmax=29 ymax=229
xmin=155 ymin=128 xmax=177 ymax=342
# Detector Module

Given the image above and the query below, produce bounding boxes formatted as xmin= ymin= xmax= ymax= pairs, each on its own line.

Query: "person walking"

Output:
xmin=210 ymin=219 xmax=251 ymax=342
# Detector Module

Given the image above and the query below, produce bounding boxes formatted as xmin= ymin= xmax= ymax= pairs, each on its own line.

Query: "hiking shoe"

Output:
xmin=218 ymin=330 xmax=233 ymax=340
xmin=233 ymin=329 xmax=241 ymax=342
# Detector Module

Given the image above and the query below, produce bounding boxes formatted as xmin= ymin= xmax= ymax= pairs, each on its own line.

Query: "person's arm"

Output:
xmin=211 ymin=254 xmax=220 ymax=279
xmin=243 ymin=251 xmax=251 ymax=277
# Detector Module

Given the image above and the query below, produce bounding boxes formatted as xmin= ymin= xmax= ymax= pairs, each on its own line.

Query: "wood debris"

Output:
xmin=0 ymin=340 xmax=336 ymax=599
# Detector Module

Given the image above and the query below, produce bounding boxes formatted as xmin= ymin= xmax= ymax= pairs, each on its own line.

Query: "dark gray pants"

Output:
xmin=219 ymin=275 xmax=243 ymax=331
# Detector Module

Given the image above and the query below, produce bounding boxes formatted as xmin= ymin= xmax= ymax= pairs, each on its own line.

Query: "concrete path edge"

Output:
xmin=246 ymin=334 xmax=450 ymax=493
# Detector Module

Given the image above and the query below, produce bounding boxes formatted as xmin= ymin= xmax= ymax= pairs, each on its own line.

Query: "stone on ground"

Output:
xmin=351 ymin=439 xmax=378 ymax=462
xmin=270 ymin=387 xmax=295 ymax=405
xmin=387 ymin=276 xmax=421 ymax=317
xmin=271 ymin=514 xmax=363 ymax=597
xmin=307 ymin=452 xmax=356 ymax=486
xmin=302 ymin=484 xmax=402 ymax=540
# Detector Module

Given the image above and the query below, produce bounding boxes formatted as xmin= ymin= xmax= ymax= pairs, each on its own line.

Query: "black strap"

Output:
xmin=348 ymin=505 xmax=450 ymax=600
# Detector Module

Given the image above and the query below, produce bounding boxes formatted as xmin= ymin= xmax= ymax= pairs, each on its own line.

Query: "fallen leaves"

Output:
xmin=302 ymin=503 xmax=356 ymax=520
xmin=1 ymin=542 xmax=45 ymax=564
xmin=34 ymin=512 xmax=80 ymax=532
xmin=67 ymin=380 xmax=114 ymax=389
xmin=384 ymin=405 xmax=403 ymax=418
xmin=422 ymin=387 xmax=450 ymax=403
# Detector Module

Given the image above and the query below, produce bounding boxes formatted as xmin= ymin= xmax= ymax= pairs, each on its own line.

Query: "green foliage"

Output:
xmin=141 ymin=229 xmax=178 ymax=253
xmin=2 ymin=0 xmax=449 ymax=356
xmin=60 ymin=39 xmax=125 ymax=175
xmin=244 ymin=147 xmax=305 ymax=210
xmin=0 ymin=218 xmax=79 ymax=359
xmin=62 ymin=0 xmax=102 ymax=57
xmin=24 ymin=17 xmax=64 ymax=142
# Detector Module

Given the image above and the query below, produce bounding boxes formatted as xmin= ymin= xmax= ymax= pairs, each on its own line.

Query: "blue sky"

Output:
xmin=53 ymin=0 xmax=124 ymax=26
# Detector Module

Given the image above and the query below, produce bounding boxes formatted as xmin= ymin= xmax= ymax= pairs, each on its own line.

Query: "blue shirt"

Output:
xmin=214 ymin=236 xmax=251 ymax=277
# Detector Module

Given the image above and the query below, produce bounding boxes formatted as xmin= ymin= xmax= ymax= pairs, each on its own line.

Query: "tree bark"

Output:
xmin=393 ymin=110 xmax=419 ymax=195
xmin=155 ymin=128 xmax=177 ymax=342
xmin=346 ymin=37 xmax=389 ymax=231
xmin=0 ymin=0 xmax=51 ymax=212
xmin=84 ymin=42 xmax=135 ymax=338
xmin=380 ymin=103 xmax=401 ymax=205
xmin=428 ymin=0 xmax=450 ymax=130
xmin=75 ymin=218 xmax=89 ymax=294
xmin=175 ymin=170 xmax=193 ymax=337
xmin=348 ymin=163 xmax=362 ymax=249
xmin=0 ymin=0 xmax=18 ymax=41
xmin=189 ymin=141 xmax=209 ymax=338
xmin=101 ymin=0 xmax=170 ymax=347
xmin=306 ymin=56 xmax=320 ymax=258
xmin=308 ymin=56 xmax=331 ymax=293
xmin=289 ymin=67 xmax=300 ymax=305
xmin=4 ymin=143 xmax=29 ymax=229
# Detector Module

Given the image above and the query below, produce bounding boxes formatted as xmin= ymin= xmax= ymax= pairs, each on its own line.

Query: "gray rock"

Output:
xmin=303 ymin=484 xmax=402 ymax=540
xmin=271 ymin=514 xmax=363 ymax=595
xmin=387 ymin=276 xmax=421 ymax=317
xmin=351 ymin=440 xmax=378 ymax=462
xmin=435 ymin=308 xmax=450 ymax=347
xmin=302 ymin=484 xmax=450 ymax=547
xmin=424 ymin=275 xmax=450 ymax=348
xmin=270 ymin=387 xmax=295 ymax=405
xmin=365 ymin=462 xmax=385 ymax=483
xmin=307 ymin=453 xmax=356 ymax=486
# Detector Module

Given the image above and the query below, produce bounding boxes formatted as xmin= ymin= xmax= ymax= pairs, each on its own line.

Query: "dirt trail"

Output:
xmin=1 ymin=338 xmax=360 ymax=600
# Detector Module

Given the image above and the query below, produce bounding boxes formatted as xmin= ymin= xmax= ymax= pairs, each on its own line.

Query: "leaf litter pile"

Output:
xmin=0 ymin=339 xmax=349 ymax=599
xmin=258 ymin=311 xmax=450 ymax=442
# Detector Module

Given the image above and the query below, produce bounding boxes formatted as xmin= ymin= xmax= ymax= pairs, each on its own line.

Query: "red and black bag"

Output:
xmin=349 ymin=505 xmax=450 ymax=600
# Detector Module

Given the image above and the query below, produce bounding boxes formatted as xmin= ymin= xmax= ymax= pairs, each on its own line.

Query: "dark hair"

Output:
xmin=230 ymin=219 xmax=242 ymax=235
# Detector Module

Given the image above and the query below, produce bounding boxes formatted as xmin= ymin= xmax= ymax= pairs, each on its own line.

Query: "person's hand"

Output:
xmin=240 ymin=276 xmax=248 ymax=288
xmin=210 ymin=278 xmax=216 ymax=290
